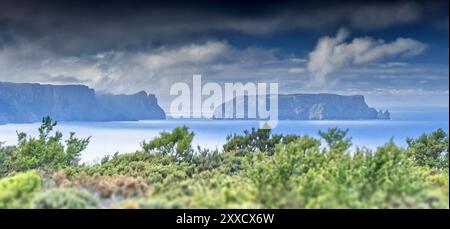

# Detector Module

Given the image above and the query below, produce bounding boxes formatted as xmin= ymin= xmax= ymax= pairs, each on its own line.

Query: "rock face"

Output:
xmin=278 ymin=94 xmax=389 ymax=120
xmin=0 ymin=82 xmax=165 ymax=123
xmin=214 ymin=93 xmax=390 ymax=120
xmin=96 ymin=91 xmax=166 ymax=121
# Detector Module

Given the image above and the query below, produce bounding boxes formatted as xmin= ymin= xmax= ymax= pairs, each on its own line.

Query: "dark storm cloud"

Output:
xmin=0 ymin=0 xmax=448 ymax=108
xmin=0 ymin=0 xmax=447 ymax=54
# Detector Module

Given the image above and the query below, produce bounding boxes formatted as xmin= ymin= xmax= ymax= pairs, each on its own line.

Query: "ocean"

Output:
xmin=1 ymin=107 xmax=448 ymax=163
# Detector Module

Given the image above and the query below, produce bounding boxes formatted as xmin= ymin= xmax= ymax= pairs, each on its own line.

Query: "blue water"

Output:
xmin=0 ymin=107 xmax=448 ymax=163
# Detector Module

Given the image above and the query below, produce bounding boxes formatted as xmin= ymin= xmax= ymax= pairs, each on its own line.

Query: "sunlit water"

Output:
xmin=1 ymin=107 xmax=448 ymax=163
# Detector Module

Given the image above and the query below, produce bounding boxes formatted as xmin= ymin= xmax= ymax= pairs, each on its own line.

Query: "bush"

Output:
xmin=223 ymin=128 xmax=304 ymax=155
xmin=31 ymin=188 xmax=98 ymax=209
xmin=4 ymin=116 xmax=90 ymax=173
xmin=3 ymin=126 xmax=448 ymax=209
xmin=190 ymin=147 xmax=247 ymax=175
xmin=244 ymin=136 xmax=323 ymax=208
xmin=244 ymin=138 xmax=433 ymax=208
xmin=150 ymin=169 xmax=258 ymax=209
xmin=319 ymin=127 xmax=352 ymax=151
xmin=142 ymin=126 xmax=194 ymax=161
xmin=223 ymin=128 xmax=282 ymax=155
xmin=407 ymin=128 xmax=449 ymax=170
xmin=53 ymin=170 xmax=148 ymax=198
xmin=0 ymin=170 xmax=41 ymax=208
xmin=0 ymin=143 xmax=15 ymax=177
xmin=69 ymin=127 xmax=449 ymax=209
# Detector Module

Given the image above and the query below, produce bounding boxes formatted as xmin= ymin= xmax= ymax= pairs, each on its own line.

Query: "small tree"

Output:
xmin=407 ymin=128 xmax=449 ymax=170
xmin=142 ymin=126 xmax=195 ymax=161
xmin=223 ymin=128 xmax=283 ymax=155
xmin=9 ymin=116 xmax=90 ymax=172
xmin=319 ymin=127 xmax=352 ymax=152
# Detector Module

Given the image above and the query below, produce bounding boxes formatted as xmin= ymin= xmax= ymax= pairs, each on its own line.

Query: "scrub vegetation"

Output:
xmin=0 ymin=117 xmax=448 ymax=209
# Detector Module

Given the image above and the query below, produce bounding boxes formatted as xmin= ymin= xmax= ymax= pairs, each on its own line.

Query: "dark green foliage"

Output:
xmin=281 ymin=134 xmax=303 ymax=145
xmin=142 ymin=126 xmax=194 ymax=161
xmin=319 ymin=127 xmax=352 ymax=151
xmin=223 ymin=128 xmax=283 ymax=155
xmin=1 ymin=116 xmax=90 ymax=174
xmin=407 ymin=128 xmax=449 ymax=170
xmin=31 ymin=188 xmax=98 ymax=209
xmin=223 ymin=127 xmax=320 ymax=155
xmin=0 ymin=143 xmax=15 ymax=177
xmin=190 ymin=147 xmax=245 ymax=174
xmin=191 ymin=147 xmax=223 ymax=172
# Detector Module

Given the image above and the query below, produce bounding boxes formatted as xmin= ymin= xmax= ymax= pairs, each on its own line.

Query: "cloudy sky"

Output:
xmin=0 ymin=0 xmax=448 ymax=109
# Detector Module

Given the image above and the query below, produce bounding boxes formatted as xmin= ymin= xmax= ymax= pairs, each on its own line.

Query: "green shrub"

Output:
xmin=244 ymin=138 xmax=433 ymax=208
xmin=191 ymin=148 xmax=246 ymax=174
xmin=31 ymin=188 xmax=98 ymax=209
xmin=223 ymin=128 xmax=282 ymax=155
xmin=0 ymin=170 xmax=41 ymax=208
xmin=4 ymin=116 xmax=90 ymax=173
xmin=142 ymin=126 xmax=194 ymax=161
xmin=244 ymin=136 xmax=323 ymax=208
xmin=407 ymin=128 xmax=449 ymax=170
xmin=319 ymin=127 xmax=352 ymax=151
xmin=0 ymin=143 xmax=15 ymax=177
xmin=150 ymin=169 xmax=257 ymax=209
xmin=66 ymin=152 xmax=195 ymax=186
xmin=2 ymin=126 xmax=445 ymax=209
xmin=186 ymin=172 xmax=258 ymax=209
xmin=223 ymin=127 xmax=311 ymax=156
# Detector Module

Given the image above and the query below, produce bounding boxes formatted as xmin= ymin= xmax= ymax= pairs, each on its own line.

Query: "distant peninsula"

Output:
xmin=0 ymin=82 xmax=165 ymax=123
xmin=214 ymin=94 xmax=390 ymax=120
xmin=1 ymin=82 xmax=390 ymax=124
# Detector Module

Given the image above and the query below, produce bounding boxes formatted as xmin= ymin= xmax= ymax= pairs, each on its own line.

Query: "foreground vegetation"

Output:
xmin=0 ymin=117 xmax=448 ymax=209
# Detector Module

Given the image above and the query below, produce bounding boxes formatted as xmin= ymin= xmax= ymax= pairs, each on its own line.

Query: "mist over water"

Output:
xmin=1 ymin=107 xmax=448 ymax=163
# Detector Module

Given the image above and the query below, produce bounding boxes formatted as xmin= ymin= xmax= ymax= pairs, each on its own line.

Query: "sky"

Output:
xmin=0 ymin=0 xmax=448 ymax=110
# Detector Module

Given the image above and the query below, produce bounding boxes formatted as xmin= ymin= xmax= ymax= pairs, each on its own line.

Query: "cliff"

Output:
xmin=0 ymin=82 xmax=165 ymax=123
xmin=214 ymin=93 xmax=390 ymax=120
xmin=96 ymin=91 xmax=166 ymax=121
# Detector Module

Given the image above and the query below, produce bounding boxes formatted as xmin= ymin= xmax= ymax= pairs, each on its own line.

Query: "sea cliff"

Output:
xmin=213 ymin=93 xmax=390 ymax=120
xmin=0 ymin=82 xmax=165 ymax=123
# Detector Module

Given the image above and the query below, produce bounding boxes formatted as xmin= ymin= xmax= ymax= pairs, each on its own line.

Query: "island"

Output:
xmin=213 ymin=93 xmax=390 ymax=120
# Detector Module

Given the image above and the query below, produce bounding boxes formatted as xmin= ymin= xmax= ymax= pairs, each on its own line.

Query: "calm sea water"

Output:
xmin=1 ymin=107 xmax=448 ymax=163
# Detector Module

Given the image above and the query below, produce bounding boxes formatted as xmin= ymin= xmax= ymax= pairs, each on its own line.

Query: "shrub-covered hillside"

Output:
xmin=1 ymin=117 xmax=448 ymax=209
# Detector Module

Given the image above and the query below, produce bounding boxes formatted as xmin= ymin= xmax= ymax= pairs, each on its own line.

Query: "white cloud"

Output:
xmin=1 ymin=40 xmax=306 ymax=110
xmin=306 ymin=28 xmax=427 ymax=87
xmin=135 ymin=41 xmax=229 ymax=71
xmin=2 ymin=35 xmax=445 ymax=109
